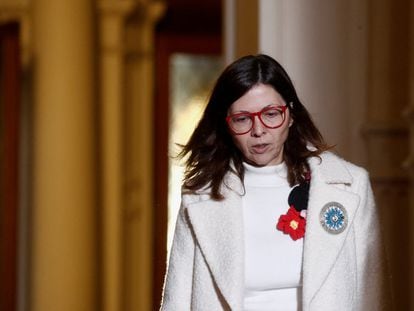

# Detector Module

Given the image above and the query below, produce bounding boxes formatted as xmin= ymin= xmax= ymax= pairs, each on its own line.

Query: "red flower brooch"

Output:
xmin=276 ymin=173 xmax=310 ymax=241
xmin=277 ymin=207 xmax=306 ymax=240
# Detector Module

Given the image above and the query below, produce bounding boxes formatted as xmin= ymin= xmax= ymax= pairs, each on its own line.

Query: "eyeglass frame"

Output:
xmin=225 ymin=104 xmax=289 ymax=135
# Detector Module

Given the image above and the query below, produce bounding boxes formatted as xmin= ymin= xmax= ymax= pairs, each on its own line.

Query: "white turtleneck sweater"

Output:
xmin=242 ymin=162 xmax=303 ymax=311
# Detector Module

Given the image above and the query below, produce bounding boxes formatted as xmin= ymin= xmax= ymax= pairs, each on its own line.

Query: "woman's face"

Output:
xmin=227 ymin=83 xmax=291 ymax=166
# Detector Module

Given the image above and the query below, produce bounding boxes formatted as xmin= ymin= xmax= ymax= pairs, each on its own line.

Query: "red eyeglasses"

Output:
xmin=226 ymin=105 xmax=288 ymax=135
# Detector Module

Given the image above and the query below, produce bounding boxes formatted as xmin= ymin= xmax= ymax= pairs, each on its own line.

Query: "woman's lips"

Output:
xmin=251 ymin=143 xmax=269 ymax=154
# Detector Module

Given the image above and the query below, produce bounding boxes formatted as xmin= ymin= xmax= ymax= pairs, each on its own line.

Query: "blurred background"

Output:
xmin=0 ymin=0 xmax=412 ymax=310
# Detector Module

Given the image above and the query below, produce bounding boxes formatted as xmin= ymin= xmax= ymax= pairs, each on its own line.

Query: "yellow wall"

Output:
xmin=0 ymin=0 xmax=163 ymax=310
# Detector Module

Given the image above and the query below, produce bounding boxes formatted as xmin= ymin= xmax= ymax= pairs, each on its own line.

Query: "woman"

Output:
xmin=161 ymin=54 xmax=391 ymax=310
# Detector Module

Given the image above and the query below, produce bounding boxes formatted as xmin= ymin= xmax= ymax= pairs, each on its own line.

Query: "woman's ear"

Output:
xmin=289 ymin=118 xmax=294 ymax=127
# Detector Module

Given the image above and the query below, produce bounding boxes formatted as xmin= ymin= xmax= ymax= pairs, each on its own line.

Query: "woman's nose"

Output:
xmin=251 ymin=115 xmax=265 ymax=137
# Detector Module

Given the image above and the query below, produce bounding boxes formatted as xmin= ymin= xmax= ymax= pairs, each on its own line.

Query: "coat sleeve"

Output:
xmin=353 ymin=170 xmax=393 ymax=310
xmin=160 ymin=197 xmax=196 ymax=310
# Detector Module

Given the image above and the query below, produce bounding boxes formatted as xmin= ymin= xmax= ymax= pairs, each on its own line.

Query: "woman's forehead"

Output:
xmin=229 ymin=84 xmax=285 ymax=112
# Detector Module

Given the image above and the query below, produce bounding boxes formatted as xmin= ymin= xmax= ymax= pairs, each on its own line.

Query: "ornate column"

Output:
xmin=31 ymin=0 xmax=97 ymax=310
xmin=123 ymin=2 xmax=164 ymax=310
xmin=98 ymin=1 xmax=165 ymax=309
xmin=98 ymin=1 xmax=135 ymax=311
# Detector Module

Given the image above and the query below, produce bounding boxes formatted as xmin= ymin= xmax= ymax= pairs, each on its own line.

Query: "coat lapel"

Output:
xmin=186 ymin=173 xmax=244 ymax=311
xmin=302 ymin=154 xmax=361 ymax=308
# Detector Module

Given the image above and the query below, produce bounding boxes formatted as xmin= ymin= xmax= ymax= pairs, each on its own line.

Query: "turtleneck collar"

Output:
xmin=243 ymin=162 xmax=288 ymax=187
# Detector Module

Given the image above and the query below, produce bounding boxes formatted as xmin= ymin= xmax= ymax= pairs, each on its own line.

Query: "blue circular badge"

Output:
xmin=320 ymin=202 xmax=348 ymax=234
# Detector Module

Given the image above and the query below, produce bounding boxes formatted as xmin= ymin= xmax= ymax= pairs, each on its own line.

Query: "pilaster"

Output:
xmin=123 ymin=2 xmax=165 ymax=310
xmin=97 ymin=1 xmax=164 ymax=310
xmin=31 ymin=0 xmax=97 ymax=310
xmin=97 ymin=2 xmax=136 ymax=311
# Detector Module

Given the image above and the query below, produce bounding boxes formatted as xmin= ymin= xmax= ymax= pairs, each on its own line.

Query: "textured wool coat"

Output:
xmin=160 ymin=152 xmax=392 ymax=310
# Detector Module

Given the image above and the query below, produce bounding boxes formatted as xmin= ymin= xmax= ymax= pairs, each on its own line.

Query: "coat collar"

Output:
xmin=186 ymin=152 xmax=359 ymax=310
xmin=223 ymin=152 xmax=354 ymax=193
xmin=308 ymin=152 xmax=353 ymax=185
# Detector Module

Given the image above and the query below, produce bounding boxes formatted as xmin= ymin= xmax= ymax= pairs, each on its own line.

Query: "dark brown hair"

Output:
xmin=179 ymin=54 xmax=329 ymax=200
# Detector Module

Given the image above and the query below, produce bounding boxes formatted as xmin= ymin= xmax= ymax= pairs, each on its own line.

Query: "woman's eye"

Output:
xmin=233 ymin=115 xmax=249 ymax=123
xmin=263 ymin=109 xmax=281 ymax=118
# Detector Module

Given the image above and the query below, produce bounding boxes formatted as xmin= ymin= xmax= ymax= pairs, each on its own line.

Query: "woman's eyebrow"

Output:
xmin=231 ymin=103 xmax=280 ymax=113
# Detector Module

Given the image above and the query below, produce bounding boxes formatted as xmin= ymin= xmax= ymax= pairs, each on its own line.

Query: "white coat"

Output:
xmin=161 ymin=152 xmax=392 ymax=310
